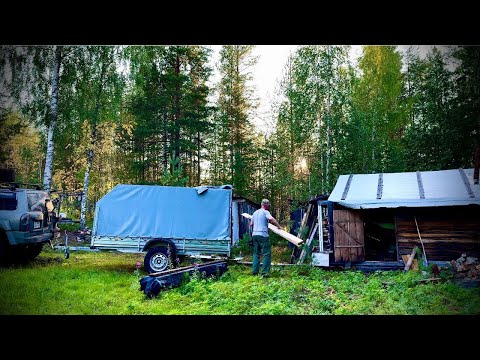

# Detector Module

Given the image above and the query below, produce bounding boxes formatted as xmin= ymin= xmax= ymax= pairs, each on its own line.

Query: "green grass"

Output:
xmin=0 ymin=247 xmax=479 ymax=315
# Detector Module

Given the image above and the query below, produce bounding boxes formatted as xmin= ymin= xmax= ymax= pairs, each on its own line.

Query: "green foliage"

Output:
xmin=58 ymin=223 xmax=81 ymax=232
xmin=0 ymin=249 xmax=478 ymax=315
xmin=231 ymin=232 xmax=254 ymax=258
xmin=124 ymin=45 xmax=212 ymax=187
xmin=3 ymin=44 xmax=477 ymax=235
xmin=208 ymin=45 xmax=258 ymax=198
xmin=0 ymin=111 xmax=42 ymax=183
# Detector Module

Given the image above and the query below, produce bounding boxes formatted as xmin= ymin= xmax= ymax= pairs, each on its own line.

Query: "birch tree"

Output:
xmin=78 ymin=46 xmax=124 ymax=230
xmin=2 ymin=45 xmax=83 ymax=191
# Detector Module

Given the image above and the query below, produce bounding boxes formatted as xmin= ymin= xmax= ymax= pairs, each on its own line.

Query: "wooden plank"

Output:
xmin=401 ymin=255 xmax=418 ymax=271
xmin=404 ymin=246 xmax=418 ymax=271
xmin=333 ymin=209 xmax=365 ymax=262
xmin=335 ymin=245 xmax=364 ymax=248
xmin=318 ymin=203 xmax=324 ymax=252
xmin=353 ymin=210 xmax=362 ymax=261
xmin=340 ymin=211 xmax=347 ymax=261
xmin=300 ymin=204 xmax=313 ymax=240
xmin=298 ymin=223 xmax=318 ymax=264
xmin=398 ymin=238 xmax=479 ymax=244
xmin=334 ymin=210 xmax=342 ymax=261
xmin=395 ymin=213 xmax=400 ymax=261
xmin=349 ymin=210 xmax=355 ymax=261
xmin=334 ymin=221 xmax=363 ymax=246
xmin=241 ymin=213 xmax=303 ymax=247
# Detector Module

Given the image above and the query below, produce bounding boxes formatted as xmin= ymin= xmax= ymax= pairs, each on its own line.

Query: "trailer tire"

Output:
xmin=144 ymin=246 xmax=174 ymax=274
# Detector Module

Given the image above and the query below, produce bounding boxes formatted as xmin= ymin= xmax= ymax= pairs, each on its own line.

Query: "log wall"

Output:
xmin=395 ymin=206 xmax=480 ymax=261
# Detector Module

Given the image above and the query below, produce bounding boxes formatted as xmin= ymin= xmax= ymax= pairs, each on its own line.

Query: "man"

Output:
xmin=249 ymin=198 xmax=282 ymax=277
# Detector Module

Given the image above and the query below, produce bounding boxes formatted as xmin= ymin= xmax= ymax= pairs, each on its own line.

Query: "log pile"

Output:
xmin=450 ymin=254 xmax=480 ymax=279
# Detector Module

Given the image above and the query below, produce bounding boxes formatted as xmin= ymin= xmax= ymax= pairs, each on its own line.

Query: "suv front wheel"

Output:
xmin=0 ymin=231 xmax=11 ymax=264
xmin=23 ymin=243 xmax=44 ymax=260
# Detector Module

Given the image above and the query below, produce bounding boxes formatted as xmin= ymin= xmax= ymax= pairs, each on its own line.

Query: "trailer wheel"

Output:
xmin=144 ymin=246 xmax=172 ymax=273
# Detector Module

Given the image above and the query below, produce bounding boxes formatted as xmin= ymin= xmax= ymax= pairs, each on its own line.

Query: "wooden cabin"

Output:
xmin=314 ymin=168 xmax=480 ymax=270
xmin=232 ymin=196 xmax=260 ymax=246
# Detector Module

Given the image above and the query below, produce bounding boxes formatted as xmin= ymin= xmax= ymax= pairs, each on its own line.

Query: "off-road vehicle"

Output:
xmin=0 ymin=184 xmax=56 ymax=263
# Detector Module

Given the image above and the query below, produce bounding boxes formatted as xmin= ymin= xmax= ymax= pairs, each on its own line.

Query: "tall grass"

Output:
xmin=0 ymin=248 xmax=479 ymax=315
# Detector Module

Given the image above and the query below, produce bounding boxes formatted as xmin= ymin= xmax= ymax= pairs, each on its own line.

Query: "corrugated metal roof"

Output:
xmin=328 ymin=168 xmax=480 ymax=209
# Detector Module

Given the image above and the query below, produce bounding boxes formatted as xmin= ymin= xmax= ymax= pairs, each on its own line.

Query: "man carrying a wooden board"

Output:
xmin=249 ymin=199 xmax=282 ymax=278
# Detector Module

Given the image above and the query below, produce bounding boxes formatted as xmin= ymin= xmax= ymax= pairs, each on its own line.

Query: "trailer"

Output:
xmin=91 ymin=184 xmax=236 ymax=273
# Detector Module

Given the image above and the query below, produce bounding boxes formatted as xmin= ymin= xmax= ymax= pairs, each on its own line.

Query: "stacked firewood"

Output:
xmin=450 ymin=254 xmax=480 ymax=279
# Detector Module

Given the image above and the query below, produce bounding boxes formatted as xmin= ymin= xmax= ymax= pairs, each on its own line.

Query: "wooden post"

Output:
xmin=318 ymin=203 xmax=324 ymax=252
xmin=414 ymin=216 xmax=428 ymax=265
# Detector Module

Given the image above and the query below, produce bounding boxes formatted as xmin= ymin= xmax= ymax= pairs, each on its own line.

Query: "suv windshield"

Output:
xmin=0 ymin=191 xmax=17 ymax=210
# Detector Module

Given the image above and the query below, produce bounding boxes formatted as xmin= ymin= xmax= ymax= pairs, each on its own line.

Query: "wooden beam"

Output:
xmin=298 ymin=223 xmax=319 ymax=264
xmin=401 ymin=255 xmax=418 ymax=270
xmin=298 ymin=204 xmax=312 ymax=240
xmin=318 ymin=203 xmax=324 ymax=252
xmin=404 ymin=246 xmax=418 ymax=271
xmin=241 ymin=213 xmax=303 ymax=247
xmin=334 ymin=221 xmax=363 ymax=246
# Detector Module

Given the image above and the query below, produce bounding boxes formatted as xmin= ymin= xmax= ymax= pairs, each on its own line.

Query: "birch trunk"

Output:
xmin=80 ymin=130 xmax=95 ymax=230
xmin=319 ymin=110 xmax=324 ymax=194
xmin=43 ymin=46 xmax=62 ymax=191
xmin=80 ymin=56 xmax=107 ymax=230
xmin=325 ymin=46 xmax=332 ymax=191
xmin=326 ymin=94 xmax=331 ymax=191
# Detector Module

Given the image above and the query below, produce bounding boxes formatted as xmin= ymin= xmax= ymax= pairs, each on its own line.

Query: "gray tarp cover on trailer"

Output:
xmin=328 ymin=168 xmax=480 ymax=209
xmin=93 ymin=184 xmax=232 ymax=240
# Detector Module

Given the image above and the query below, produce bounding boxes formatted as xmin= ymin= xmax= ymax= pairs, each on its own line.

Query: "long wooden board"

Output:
xmin=241 ymin=213 xmax=304 ymax=247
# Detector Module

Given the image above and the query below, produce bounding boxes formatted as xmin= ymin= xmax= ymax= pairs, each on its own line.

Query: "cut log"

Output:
xmin=241 ymin=213 xmax=303 ymax=247
xmin=404 ymin=246 xmax=418 ymax=271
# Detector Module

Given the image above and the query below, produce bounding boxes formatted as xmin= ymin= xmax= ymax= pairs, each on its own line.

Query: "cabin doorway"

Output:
xmin=363 ymin=209 xmax=397 ymax=261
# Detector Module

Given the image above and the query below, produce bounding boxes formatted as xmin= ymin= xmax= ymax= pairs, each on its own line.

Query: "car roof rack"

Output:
xmin=0 ymin=182 xmax=42 ymax=190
